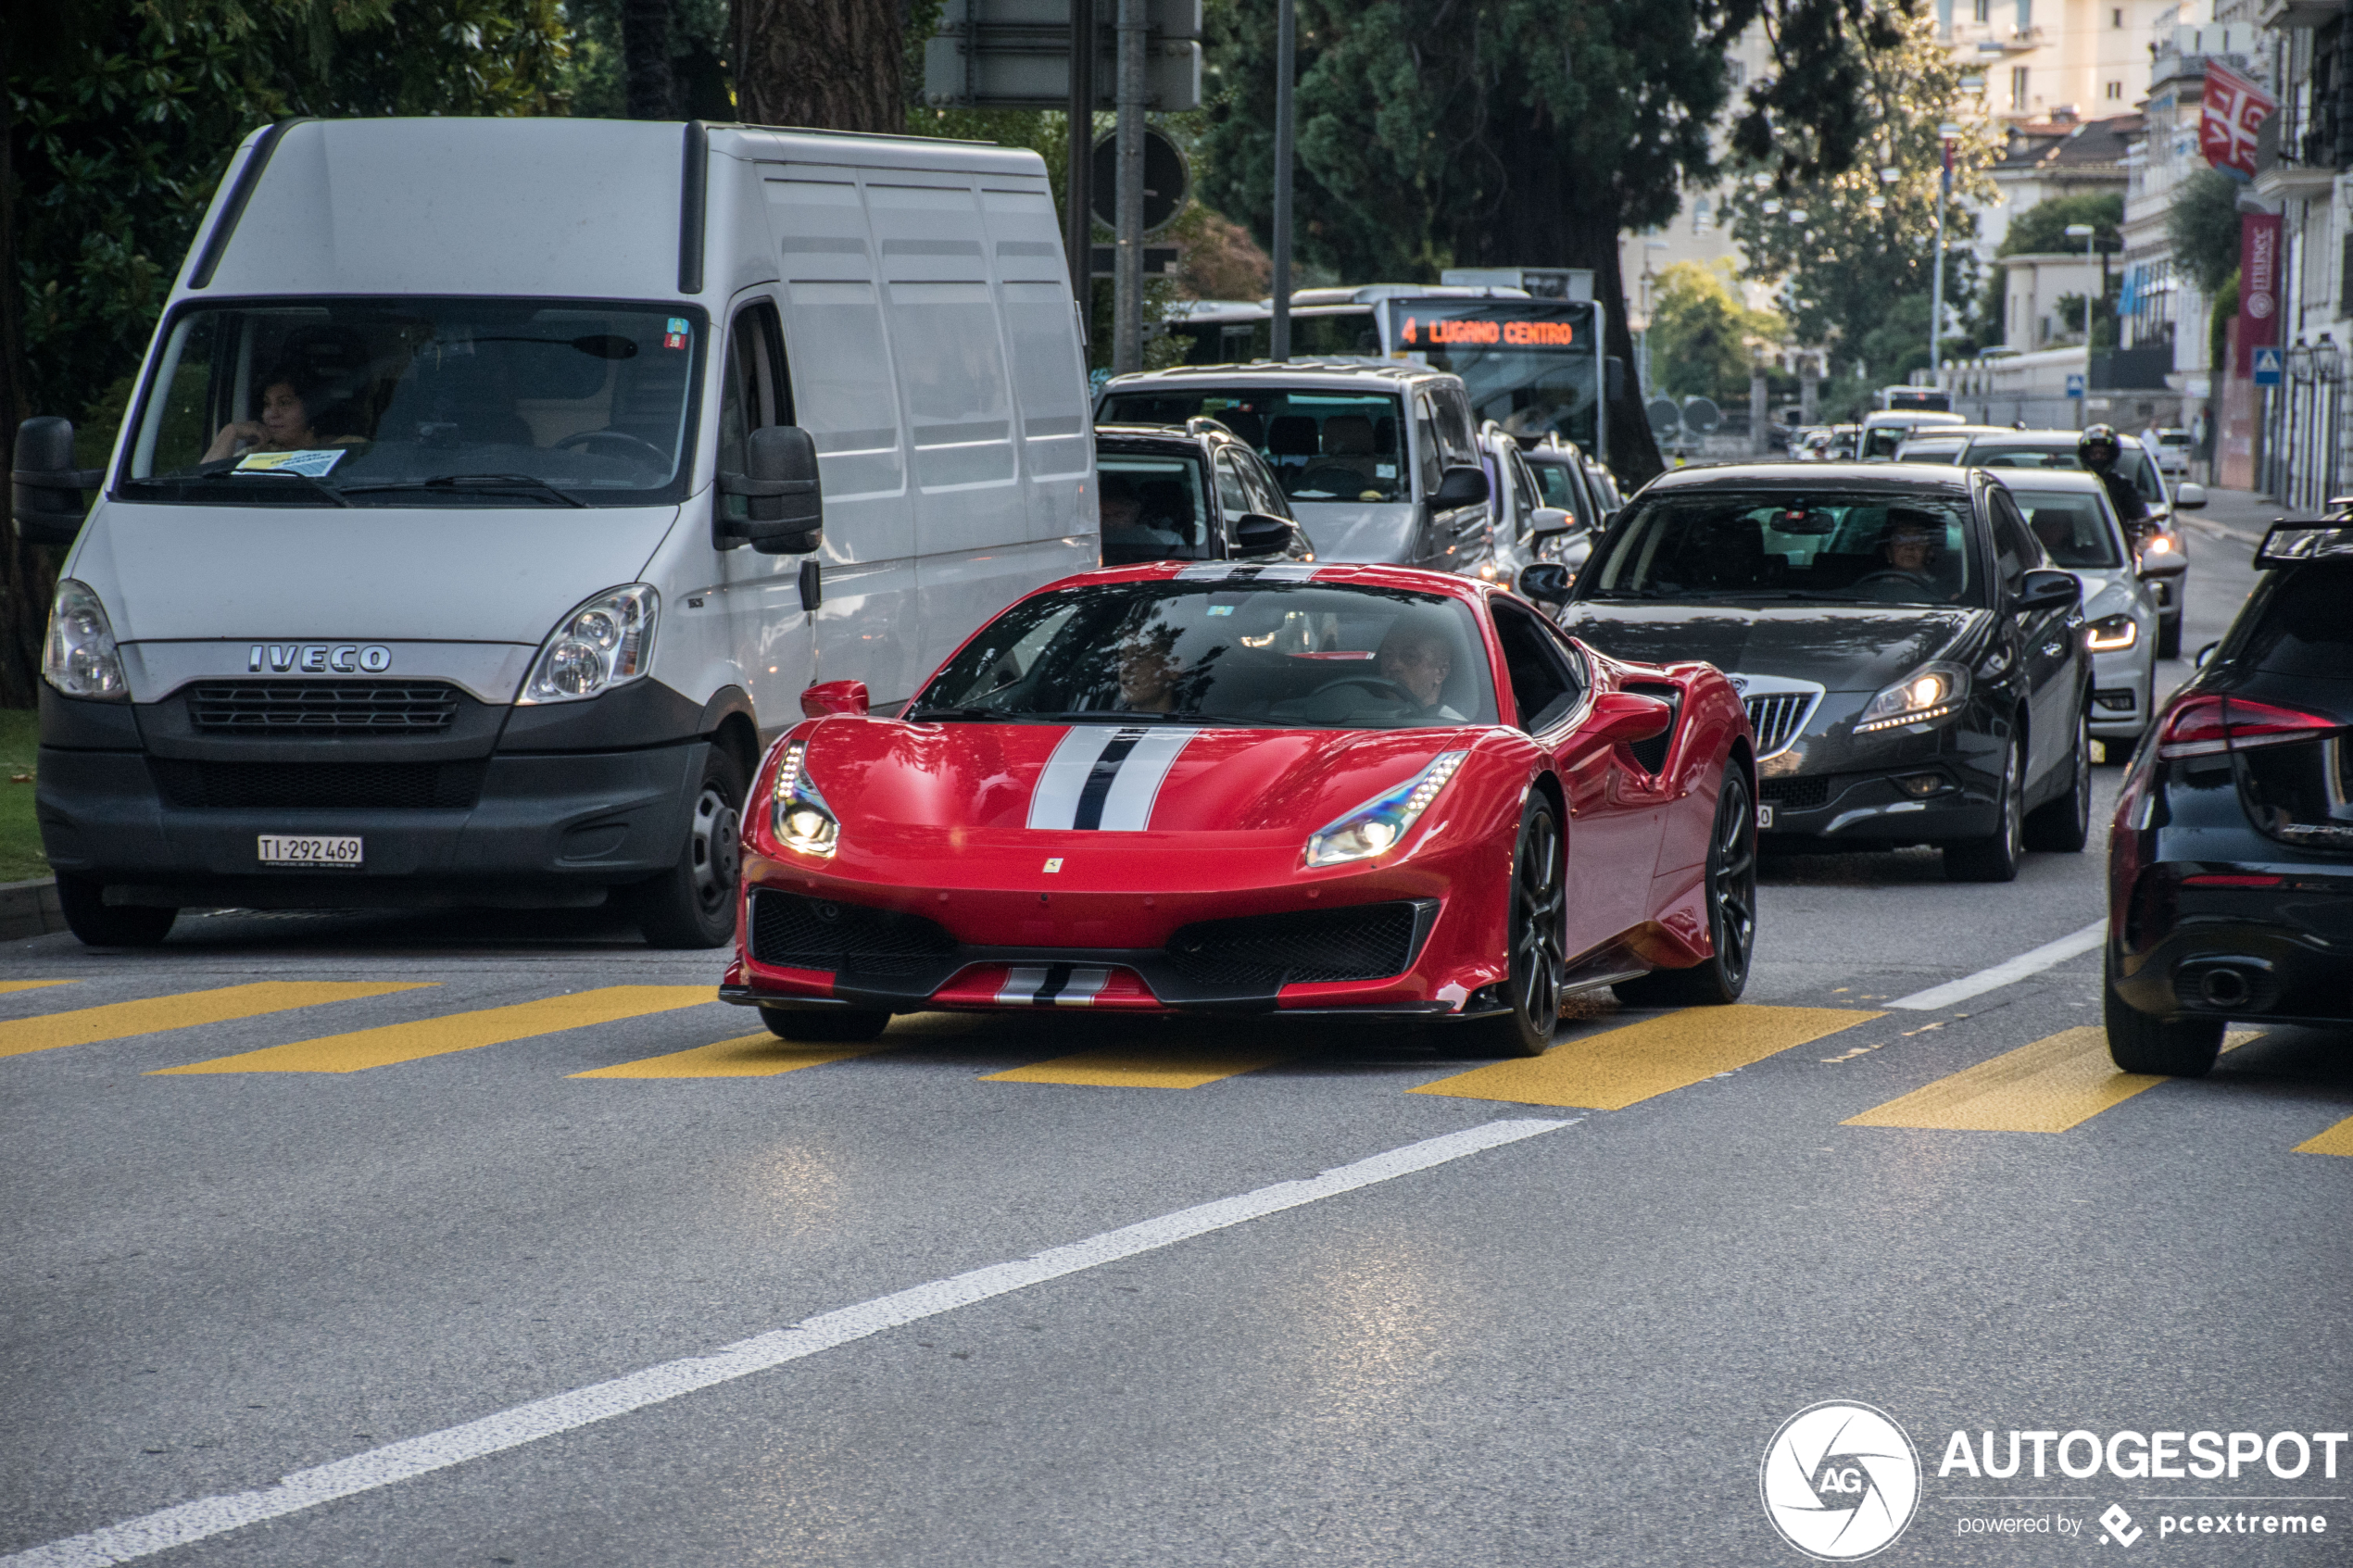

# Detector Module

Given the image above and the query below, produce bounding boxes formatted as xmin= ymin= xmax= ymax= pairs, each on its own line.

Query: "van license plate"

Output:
xmin=1755 ymin=805 xmax=1775 ymax=830
xmin=258 ymin=834 xmax=362 ymax=868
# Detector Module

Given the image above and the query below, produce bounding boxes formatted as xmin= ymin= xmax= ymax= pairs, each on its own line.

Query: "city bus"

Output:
xmin=1878 ymin=384 xmax=1952 ymax=412
xmin=1163 ymin=285 xmax=1611 ymax=455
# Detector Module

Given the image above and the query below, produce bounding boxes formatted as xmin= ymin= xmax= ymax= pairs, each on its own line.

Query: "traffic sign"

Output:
xmin=2253 ymin=346 xmax=2284 ymax=387
xmin=1645 ymin=398 xmax=1683 ymax=439
xmin=1089 ymin=130 xmax=1189 ymax=233
xmin=2065 ymin=373 xmax=2085 ymax=399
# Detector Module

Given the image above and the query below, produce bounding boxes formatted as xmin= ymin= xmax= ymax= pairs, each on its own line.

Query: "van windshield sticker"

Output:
xmin=665 ymin=317 xmax=691 ymax=349
xmin=234 ymin=449 xmax=350 ymax=479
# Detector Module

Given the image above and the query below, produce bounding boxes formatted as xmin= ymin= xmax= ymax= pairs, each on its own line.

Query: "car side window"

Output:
xmin=1491 ymin=600 xmax=1579 ymax=732
xmin=1507 ymin=449 xmax=1541 ymax=539
xmin=1433 ymin=387 xmax=1478 ymax=467
xmin=1536 ymin=619 xmax=1591 ymax=697
xmin=1238 ymin=448 xmax=1290 ymax=518
xmin=1986 ymin=492 xmax=2034 ymax=596
xmin=1415 ymin=396 xmax=1443 ymax=496
xmin=1212 ymin=447 xmax=1252 ymax=519
xmin=717 ymin=301 xmax=789 ymax=524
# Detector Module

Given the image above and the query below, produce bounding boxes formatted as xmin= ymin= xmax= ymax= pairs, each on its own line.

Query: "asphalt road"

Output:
xmin=4 ymin=497 xmax=2347 ymax=1568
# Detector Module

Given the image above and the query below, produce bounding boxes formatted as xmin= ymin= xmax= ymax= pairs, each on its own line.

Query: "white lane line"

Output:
xmin=1888 ymin=920 xmax=2107 ymax=1011
xmin=2 ymin=1117 xmax=1570 ymax=1568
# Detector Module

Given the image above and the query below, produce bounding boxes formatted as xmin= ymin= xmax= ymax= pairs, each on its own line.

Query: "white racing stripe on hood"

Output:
xmin=1173 ymin=562 xmax=1320 ymax=581
xmin=1027 ymin=726 xmax=1203 ymax=831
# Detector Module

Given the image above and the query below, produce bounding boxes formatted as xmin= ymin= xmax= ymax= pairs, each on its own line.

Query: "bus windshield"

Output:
xmin=1387 ymin=300 xmax=1599 ymax=449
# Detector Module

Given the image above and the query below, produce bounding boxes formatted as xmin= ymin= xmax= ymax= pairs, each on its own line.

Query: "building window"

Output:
xmin=2126 ymin=258 xmax=2177 ymax=352
xmin=2106 ymin=80 xmax=2123 ymax=99
xmin=2111 ymin=6 xmax=2122 ymax=24
xmin=1973 ymin=0 xmax=1989 ymax=20
xmin=2011 ymin=66 xmax=2031 ymax=108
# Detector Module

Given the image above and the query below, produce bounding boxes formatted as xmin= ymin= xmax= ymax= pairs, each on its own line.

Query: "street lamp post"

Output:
xmin=1931 ymin=123 xmax=1958 ymax=397
xmin=1269 ymin=0 xmax=1295 ymax=361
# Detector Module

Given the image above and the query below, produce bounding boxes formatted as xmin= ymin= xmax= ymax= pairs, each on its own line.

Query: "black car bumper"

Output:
xmin=2111 ymin=885 xmax=2353 ymax=1026
xmin=34 ymin=742 xmax=705 ymax=909
xmin=1756 ymin=726 xmax=2004 ymax=848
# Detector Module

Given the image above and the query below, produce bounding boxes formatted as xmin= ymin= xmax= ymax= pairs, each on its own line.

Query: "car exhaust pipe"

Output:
xmin=2199 ymin=967 xmax=2252 ymax=1009
xmin=2173 ymin=956 xmax=2277 ymax=1015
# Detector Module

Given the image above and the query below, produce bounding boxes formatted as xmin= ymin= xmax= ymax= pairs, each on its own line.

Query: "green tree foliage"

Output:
xmin=1721 ymin=15 xmax=1994 ymax=354
xmin=1196 ymin=0 xmax=1921 ymax=482
xmin=1647 ymin=261 xmax=1783 ymax=405
xmin=1997 ymin=191 xmax=2120 ymax=257
xmin=2165 ymin=166 xmax=2242 ymax=295
xmin=562 ymin=0 xmax=734 ymax=119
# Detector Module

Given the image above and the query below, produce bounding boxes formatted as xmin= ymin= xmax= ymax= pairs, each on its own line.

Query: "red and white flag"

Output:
xmin=2201 ymin=63 xmax=2276 ymax=178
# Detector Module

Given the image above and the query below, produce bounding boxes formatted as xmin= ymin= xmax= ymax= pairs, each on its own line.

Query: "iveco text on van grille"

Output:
xmin=247 ymin=645 xmax=395 ymax=672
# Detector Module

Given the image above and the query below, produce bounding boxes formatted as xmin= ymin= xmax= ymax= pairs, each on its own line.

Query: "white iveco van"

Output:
xmin=15 ymin=118 xmax=1095 ymax=948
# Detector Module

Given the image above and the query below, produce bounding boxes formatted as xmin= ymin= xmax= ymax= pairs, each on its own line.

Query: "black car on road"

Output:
xmin=1537 ymin=462 xmax=2092 ymax=882
xmin=1093 ymin=419 xmax=1312 ymax=567
xmin=2104 ymin=518 xmax=2353 ymax=1074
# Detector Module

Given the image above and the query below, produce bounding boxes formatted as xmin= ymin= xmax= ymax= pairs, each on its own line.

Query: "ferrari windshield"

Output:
xmin=120 ymin=297 xmax=702 ymax=507
xmin=1587 ymin=492 xmax=1982 ymax=607
xmin=912 ymin=579 xmax=1499 ymax=728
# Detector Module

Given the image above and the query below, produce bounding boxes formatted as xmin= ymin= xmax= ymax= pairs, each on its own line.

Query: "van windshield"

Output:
xmin=1099 ymin=389 xmax=1407 ymax=503
xmin=120 ymin=298 xmax=704 ymax=507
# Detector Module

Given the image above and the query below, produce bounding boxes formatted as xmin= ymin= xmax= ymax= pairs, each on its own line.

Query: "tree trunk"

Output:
xmin=1469 ymin=140 xmax=1666 ymax=485
xmin=731 ymin=0 xmax=905 ymax=132
xmin=623 ymin=0 xmax=676 ymax=119
xmin=0 ymin=20 xmax=61 ymax=709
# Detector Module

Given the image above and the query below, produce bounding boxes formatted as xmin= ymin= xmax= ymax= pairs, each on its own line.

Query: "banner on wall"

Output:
xmin=2201 ymin=63 xmax=2276 ymax=178
xmin=2233 ymin=212 xmax=2282 ymax=378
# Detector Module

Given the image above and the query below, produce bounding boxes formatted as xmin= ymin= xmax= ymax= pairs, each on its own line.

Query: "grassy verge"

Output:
xmin=0 ymin=709 xmax=47 ymax=883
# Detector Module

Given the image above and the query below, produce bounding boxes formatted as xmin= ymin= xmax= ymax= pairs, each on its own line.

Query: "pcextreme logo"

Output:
xmin=1762 ymin=1400 xmax=1924 ymax=1561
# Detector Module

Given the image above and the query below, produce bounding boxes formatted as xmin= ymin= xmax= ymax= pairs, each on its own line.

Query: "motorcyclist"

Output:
xmin=2077 ymin=424 xmax=2151 ymax=538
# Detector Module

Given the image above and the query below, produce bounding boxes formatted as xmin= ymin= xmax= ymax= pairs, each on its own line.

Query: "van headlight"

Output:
xmin=42 ymin=580 xmax=130 ymax=701
xmin=2085 ymin=613 xmax=2138 ymax=652
xmin=1304 ymin=750 xmax=1467 ymax=867
xmin=1855 ymin=661 xmax=1969 ymax=734
xmin=518 ymin=584 xmax=657 ymax=704
xmin=771 ymin=740 xmax=839 ymax=857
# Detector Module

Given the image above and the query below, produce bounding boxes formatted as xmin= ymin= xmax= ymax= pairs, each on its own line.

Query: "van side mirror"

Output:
xmin=718 ymin=424 xmax=823 ymax=555
xmin=1529 ymin=506 xmax=1576 ymax=541
xmin=2016 ymin=567 xmax=2081 ymax=614
xmin=1231 ymin=513 xmax=1304 ymax=558
xmin=799 ymin=679 xmax=870 ymax=718
xmin=1433 ymin=465 xmax=1489 ymax=508
xmin=12 ymin=416 xmax=104 ymax=545
xmin=2172 ymin=482 xmax=2207 ymax=509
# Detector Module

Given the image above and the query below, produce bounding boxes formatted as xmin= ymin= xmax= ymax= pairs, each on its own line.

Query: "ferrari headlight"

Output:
xmin=771 ymin=739 xmax=839 ymax=857
xmin=42 ymin=580 xmax=130 ymax=701
xmin=518 ymin=583 xmax=658 ymax=705
xmin=2085 ymin=613 xmax=2138 ymax=652
xmin=1855 ymin=661 xmax=1969 ymax=734
xmin=1304 ymin=750 xmax=1468 ymax=868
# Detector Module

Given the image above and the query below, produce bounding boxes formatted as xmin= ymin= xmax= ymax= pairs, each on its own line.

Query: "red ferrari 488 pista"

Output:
xmin=720 ymin=562 xmax=1756 ymax=1057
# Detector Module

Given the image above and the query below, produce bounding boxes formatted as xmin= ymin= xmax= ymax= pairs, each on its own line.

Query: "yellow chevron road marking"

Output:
xmin=1844 ymin=1028 xmax=2264 ymax=1134
xmin=0 ymin=980 xmax=77 ymax=997
xmin=153 ymin=986 xmax=714 ymax=1074
xmin=983 ymin=1047 xmax=1295 ymax=1090
xmin=2293 ymin=1117 xmax=2353 ymax=1157
xmin=572 ymin=1033 xmax=888 ymax=1078
xmin=0 ymin=982 xmax=426 ymax=1062
xmin=1411 ymin=1006 xmax=1879 ymax=1110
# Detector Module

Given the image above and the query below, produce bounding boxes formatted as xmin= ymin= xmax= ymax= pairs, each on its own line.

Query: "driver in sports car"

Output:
xmin=1373 ymin=618 xmax=1468 ymax=722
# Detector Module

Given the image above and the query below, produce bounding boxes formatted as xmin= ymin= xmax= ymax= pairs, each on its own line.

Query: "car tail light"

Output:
xmin=2154 ymin=695 xmax=2341 ymax=759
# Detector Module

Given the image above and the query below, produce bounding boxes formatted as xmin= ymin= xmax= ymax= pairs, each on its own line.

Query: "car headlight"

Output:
xmin=42 ymin=580 xmax=130 ymax=701
xmin=1304 ymin=750 xmax=1467 ymax=867
xmin=1855 ymin=661 xmax=1969 ymax=734
xmin=2085 ymin=613 xmax=2138 ymax=652
xmin=517 ymin=584 xmax=657 ymax=705
xmin=771 ymin=739 xmax=839 ymax=857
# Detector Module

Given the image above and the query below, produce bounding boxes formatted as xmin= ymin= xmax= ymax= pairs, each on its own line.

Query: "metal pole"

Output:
xmin=1064 ymin=0 xmax=1095 ymax=308
xmin=1269 ymin=0 xmax=1294 ymax=361
xmin=1930 ymin=137 xmax=1950 ymax=397
xmin=1113 ymin=0 xmax=1145 ymax=373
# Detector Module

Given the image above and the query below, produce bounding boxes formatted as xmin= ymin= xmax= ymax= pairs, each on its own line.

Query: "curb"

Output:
xmin=0 ymin=876 xmax=66 ymax=941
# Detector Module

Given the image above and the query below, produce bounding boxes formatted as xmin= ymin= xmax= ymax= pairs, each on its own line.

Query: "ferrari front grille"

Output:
xmin=1743 ymin=692 xmax=1819 ymax=757
xmin=749 ymin=889 xmax=957 ymax=976
xmin=1164 ymin=901 xmax=1425 ymax=988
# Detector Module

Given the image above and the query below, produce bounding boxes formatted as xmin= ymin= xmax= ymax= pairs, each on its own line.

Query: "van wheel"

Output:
xmin=57 ymin=875 xmax=178 ymax=947
xmin=630 ymin=747 xmax=745 ymax=950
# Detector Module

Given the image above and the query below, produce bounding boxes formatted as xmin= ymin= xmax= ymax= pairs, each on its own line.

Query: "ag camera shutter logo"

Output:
xmin=1761 ymin=1400 xmax=1922 ymax=1560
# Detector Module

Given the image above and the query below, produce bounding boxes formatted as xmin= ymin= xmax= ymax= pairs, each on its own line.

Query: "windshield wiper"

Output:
xmin=126 ymin=470 xmax=353 ymax=508
xmin=337 ymin=473 xmax=588 ymax=508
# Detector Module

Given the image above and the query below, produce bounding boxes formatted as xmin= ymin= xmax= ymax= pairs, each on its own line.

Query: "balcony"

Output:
xmin=2255 ymin=0 xmax=2339 ymax=29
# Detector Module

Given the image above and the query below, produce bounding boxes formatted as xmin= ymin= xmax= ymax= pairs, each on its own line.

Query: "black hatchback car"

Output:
xmin=1543 ymin=462 xmax=2092 ymax=882
xmin=1092 ymin=419 xmax=1312 ymax=567
xmin=2104 ymin=518 xmax=2353 ymax=1075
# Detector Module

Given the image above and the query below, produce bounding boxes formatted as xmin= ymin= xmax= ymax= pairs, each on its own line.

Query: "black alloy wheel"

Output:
xmin=761 ymin=1006 xmax=893 ymax=1043
xmin=2102 ymin=952 xmax=2222 ymax=1076
xmin=1440 ymin=795 xmax=1566 ymax=1059
xmin=1944 ymin=733 xmax=2024 ymax=883
xmin=631 ymin=746 xmax=746 ymax=949
xmin=55 ymin=874 xmax=177 ymax=948
xmin=1614 ymin=767 xmax=1757 ymax=1007
xmin=2024 ymin=703 xmax=2092 ymax=853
